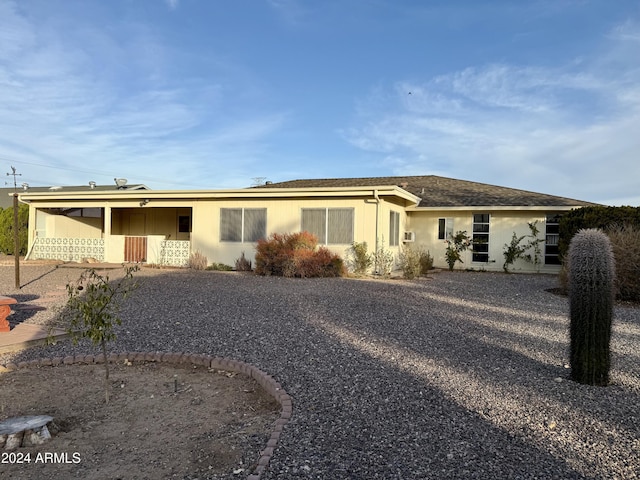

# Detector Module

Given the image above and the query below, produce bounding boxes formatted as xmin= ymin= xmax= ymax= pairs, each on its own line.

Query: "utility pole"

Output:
xmin=6 ymin=166 xmax=22 ymax=288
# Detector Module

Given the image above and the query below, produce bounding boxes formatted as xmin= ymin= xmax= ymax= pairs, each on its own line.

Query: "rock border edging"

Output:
xmin=1 ymin=352 xmax=292 ymax=480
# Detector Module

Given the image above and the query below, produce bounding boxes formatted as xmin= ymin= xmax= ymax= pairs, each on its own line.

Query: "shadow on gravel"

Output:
xmin=19 ymin=266 xmax=61 ymax=289
xmin=3 ymin=270 xmax=638 ymax=479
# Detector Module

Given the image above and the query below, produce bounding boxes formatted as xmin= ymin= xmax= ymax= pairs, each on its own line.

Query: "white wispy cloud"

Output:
xmin=346 ymin=21 xmax=640 ymax=205
xmin=165 ymin=0 xmax=180 ymax=11
xmin=0 ymin=0 xmax=286 ymax=189
xmin=266 ymin=0 xmax=310 ymax=26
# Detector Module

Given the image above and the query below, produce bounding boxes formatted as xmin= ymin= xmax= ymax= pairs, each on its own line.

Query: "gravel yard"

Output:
xmin=2 ymin=265 xmax=639 ymax=479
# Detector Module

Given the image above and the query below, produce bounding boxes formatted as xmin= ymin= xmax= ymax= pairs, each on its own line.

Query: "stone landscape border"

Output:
xmin=0 ymin=351 xmax=292 ymax=480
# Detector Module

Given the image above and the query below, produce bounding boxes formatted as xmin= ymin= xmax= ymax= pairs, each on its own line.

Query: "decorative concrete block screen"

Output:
xmin=159 ymin=240 xmax=190 ymax=267
xmin=30 ymin=238 xmax=105 ymax=262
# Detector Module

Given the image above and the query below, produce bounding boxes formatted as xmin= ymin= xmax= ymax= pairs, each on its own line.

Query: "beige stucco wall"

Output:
xmin=407 ymin=210 xmax=559 ymax=273
xmin=190 ymin=196 xmax=405 ymax=269
xmin=111 ymin=207 xmax=190 ymax=240
xmin=32 ymin=207 xmax=102 ymax=240
xmin=25 ymin=195 xmax=563 ymax=274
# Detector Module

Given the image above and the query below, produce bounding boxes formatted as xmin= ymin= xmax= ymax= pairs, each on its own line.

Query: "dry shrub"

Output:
xmin=419 ymin=250 xmax=434 ymax=274
xmin=235 ymin=252 xmax=252 ymax=272
xmin=255 ymin=231 xmax=344 ymax=277
xmin=558 ymin=261 xmax=569 ymax=295
xmin=398 ymin=245 xmax=422 ymax=279
xmin=607 ymin=224 xmax=640 ymax=301
xmin=188 ymin=251 xmax=208 ymax=270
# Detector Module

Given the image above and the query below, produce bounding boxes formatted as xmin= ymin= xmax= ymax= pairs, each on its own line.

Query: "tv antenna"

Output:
xmin=5 ymin=166 xmax=22 ymax=190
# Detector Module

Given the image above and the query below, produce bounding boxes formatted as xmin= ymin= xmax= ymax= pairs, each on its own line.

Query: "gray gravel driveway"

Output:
xmin=2 ymin=267 xmax=639 ymax=479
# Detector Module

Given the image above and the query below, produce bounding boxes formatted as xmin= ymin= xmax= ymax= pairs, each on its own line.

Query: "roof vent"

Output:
xmin=49 ymin=186 xmax=62 ymax=191
xmin=114 ymin=178 xmax=128 ymax=189
xmin=21 ymin=183 xmax=29 ymax=190
xmin=400 ymin=182 xmax=409 ymax=189
xmin=265 ymin=181 xmax=272 ymax=185
xmin=89 ymin=181 xmax=96 ymax=189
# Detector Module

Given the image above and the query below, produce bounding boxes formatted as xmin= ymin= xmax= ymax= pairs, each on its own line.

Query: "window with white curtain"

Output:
xmin=301 ymin=208 xmax=354 ymax=244
xmin=220 ymin=208 xmax=266 ymax=242
xmin=389 ymin=211 xmax=400 ymax=246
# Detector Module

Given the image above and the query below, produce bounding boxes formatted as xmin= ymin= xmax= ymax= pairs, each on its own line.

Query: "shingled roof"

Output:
xmin=260 ymin=175 xmax=599 ymax=208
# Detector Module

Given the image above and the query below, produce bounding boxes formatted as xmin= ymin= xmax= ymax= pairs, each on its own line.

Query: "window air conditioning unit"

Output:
xmin=403 ymin=231 xmax=415 ymax=242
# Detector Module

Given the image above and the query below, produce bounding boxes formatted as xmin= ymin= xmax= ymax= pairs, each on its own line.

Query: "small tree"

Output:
xmin=523 ymin=221 xmax=544 ymax=271
xmin=445 ymin=231 xmax=471 ymax=271
xmin=503 ymin=232 xmax=527 ymax=273
xmin=64 ymin=266 xmax=139 ymax=403
xmin=502 ymin=221 xmax=545 ymax=273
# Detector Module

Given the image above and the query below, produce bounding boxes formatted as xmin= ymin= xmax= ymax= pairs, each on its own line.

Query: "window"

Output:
xmin=66 ymin=208 xmax=102 ymax=218
xmin=545 ymin=214 xmax=561 ymax=265
xmin=472 ymin=213 xmax=490 ymax=262
xmin=389 ymin=211 xmax=400 ymax=247
xmin=301 ymin=208 xmax=354 ymax=245
xmin=220 ymin=208 xmax=266 ymax=243
xmin=178 ymin=215 xmax=191 ymax=233
xmin=438 ymin=218 xmax=453 ymax=240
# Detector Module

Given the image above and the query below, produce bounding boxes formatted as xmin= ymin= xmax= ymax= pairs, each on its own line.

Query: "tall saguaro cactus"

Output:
xmin=568 ymin=229 xmax=616 ymax=386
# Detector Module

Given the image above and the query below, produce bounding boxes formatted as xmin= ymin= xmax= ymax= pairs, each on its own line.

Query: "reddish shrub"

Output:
xmin=255 ymin=232 xmax=344 ymax=278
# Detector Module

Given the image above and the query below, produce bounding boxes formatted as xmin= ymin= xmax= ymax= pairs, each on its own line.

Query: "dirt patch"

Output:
xmin=0 ymin=361 xmax=280 ymax=479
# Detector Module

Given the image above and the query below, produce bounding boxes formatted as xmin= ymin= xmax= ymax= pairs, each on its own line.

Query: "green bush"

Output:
xmin=255 ymin=231 xmax=344 ymax=278
xmin=558 ymin=206 xmax=640 ymax=259
xmin=558 ymin=222 xmax=640 ymax=302
xmin=502 ymin=232 xmax=528 ymax=273
xmin=349 ymin=241 xmax=373 ymax=276
xmin=0 ymin=203 xmax=29 ymax=255
xmin=206 ymin=262 xmax=233 ymax=271
xmin=502 ymin=221 xmax=544 ymax=273
xmin=445 ymin=231 xmax=471 ymax=271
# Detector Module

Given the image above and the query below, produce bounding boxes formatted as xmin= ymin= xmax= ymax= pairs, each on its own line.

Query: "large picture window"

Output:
xmin=389 ymin=211 xmax=400 ymax=247
xmin=301 ymin=208 xmax=354 ymax=245
xmin=472 ymin=213 xmax=490 ymax=262
xmin=220 ymin=208 xmax=266 ymax=243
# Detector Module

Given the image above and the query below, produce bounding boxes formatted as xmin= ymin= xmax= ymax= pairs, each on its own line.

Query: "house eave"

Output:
xmin=406 ymin=205 xmax=590 ymax=212
xmin=19 ymin=185 xmax=421 ymax=206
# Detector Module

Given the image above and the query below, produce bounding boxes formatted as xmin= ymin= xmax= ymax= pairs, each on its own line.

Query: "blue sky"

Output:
xmin=1 ymin=0 xmax=639 ymax=205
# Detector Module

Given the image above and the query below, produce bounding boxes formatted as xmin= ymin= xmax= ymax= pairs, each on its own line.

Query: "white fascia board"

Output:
xmin=19 ymin=185 xmax=421 ymax=205
xmin=406 ymin=205 xmax=584 ymax=212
